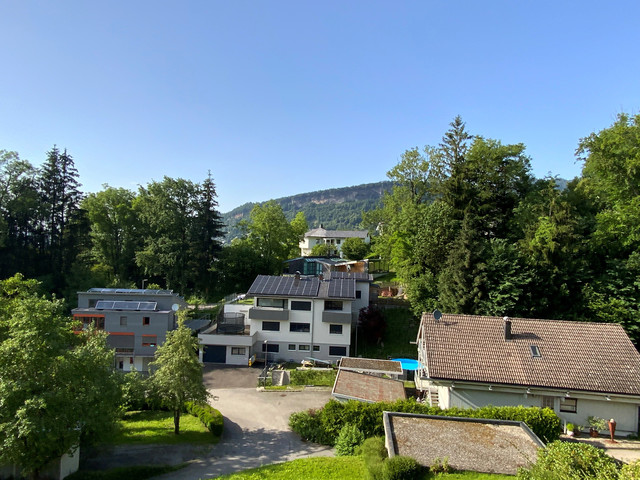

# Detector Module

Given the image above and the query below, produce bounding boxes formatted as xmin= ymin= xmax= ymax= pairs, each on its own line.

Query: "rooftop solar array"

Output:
xmin=328 ymin=278 xmax=356 ymax=298
xmin=248 ymin=275 xmax=320 ymax=297
xmin=88 ymin=288 xmax=173 ymax=295
xmin=95 ymin=301 xmax=158 ymax=311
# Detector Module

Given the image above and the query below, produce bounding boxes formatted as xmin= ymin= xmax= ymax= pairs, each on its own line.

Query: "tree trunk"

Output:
xmin=174 ymin=409 xmax=180 ymax=434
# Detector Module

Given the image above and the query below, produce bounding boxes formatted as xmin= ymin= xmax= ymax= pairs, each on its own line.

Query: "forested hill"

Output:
xmin=222 ymin=181 xmax=392 ymax=242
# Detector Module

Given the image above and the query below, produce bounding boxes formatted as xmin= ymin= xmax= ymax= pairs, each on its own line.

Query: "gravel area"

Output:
xmin=386 ymin=414 xmax=542 ymax=475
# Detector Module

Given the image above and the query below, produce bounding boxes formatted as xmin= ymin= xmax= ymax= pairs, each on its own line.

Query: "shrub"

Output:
xmin=381 ymin=456 xmax=422 ymax=480
xmin=120 ymin=369 xmax=148 ymax=411
xmin=184 ymin=402 xmax=224 ymax=437
xmin=359 ymin=437 xmax=388 ymax=480
xmin=517 ymin=440 xmax=619 ymax=480
xmin=288 ymin=409 xmax=333 ymax=445
xmin=335 ymin=424 xmax=365 ymax=456
xmin=430 ymin=456 xmax=451 ymax=474
xmin=289 ymin=399 xmax=562 ymax=446
xmin=621 ymin=460 xmax=640 ymax=480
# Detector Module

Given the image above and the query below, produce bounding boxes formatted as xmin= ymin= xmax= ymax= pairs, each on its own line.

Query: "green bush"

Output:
xmin=335 ymin=423 xmax=365 ymax=456
xmin=289 ymin=368 xmax=337 ymax=386
xmin=620 ymin=460 xmax=640 ymax=480
xmin=120 ymin=369 xmax=148 ymax=411
xmin=517 ymin=440 xmax=619 ymax=480
xmin=359 ymin=436 xmax=387 ymax=480
xmin=381 ymin=456 xmax=422 ymax=480
xmin=184 ymin=402 xmax=224 ymax=437
xmin=289 ymin=399 xmax=562 ymax=446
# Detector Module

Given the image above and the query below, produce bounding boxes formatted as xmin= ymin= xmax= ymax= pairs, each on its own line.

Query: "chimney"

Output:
xmin=294 ymin=271 xmax=301 ymax=284
xmin=504 ymin=316 xmax=512 ymax=341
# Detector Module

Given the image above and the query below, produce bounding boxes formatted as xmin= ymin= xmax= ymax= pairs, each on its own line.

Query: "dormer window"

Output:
xmin=530 ymin=345 xmax=542 ymax=358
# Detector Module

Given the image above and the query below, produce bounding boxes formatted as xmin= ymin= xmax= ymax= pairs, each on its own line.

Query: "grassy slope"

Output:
xmin=210 ymin=457 xmax=514 ymax=480
xmin=110 ymin=410 xmax=216 ymax=445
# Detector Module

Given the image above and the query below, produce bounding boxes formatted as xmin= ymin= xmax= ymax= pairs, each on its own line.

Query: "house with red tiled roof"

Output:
xmin=415 ymin=312 xmax=640 ymax=436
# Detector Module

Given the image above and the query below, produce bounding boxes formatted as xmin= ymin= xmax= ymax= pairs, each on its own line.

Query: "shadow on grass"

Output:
xmin=66 ymin=463 xmax=187 ymax=480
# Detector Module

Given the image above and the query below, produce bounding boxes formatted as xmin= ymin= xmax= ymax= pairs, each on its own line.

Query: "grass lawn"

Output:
xmin=110 ymin=410 xmax=217 ymax=445
xmin=357 ymin=307 xmax=420 ymax=359
xmin=209 ymin=457 xmax=514 ymax=480
xmin=66 ymin=464 xmax=186 ymax=480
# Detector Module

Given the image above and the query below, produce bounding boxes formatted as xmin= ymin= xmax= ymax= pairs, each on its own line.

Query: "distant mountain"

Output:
xmin=222 ymin=181 xmax=392 ymax=242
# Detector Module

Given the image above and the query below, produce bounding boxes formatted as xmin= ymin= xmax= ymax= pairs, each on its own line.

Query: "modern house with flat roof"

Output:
xmin=416 ymin=312 xmax=640 ymax=436
xmin=73 ymin=288 xmax=187 ymax=372
xmin=199 ymin=272 xmax=371 ymax=365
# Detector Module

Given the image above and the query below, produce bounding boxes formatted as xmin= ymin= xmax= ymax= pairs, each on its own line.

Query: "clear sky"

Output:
xmin=1 ymin=1 xmax=638 ymax=212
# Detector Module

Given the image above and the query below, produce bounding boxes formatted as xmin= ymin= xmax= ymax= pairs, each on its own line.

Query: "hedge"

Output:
xmin=184 ymin=401 xmax=224 ymax=438
xmin=289 ymin=369 xmax=337 ymax=386
xmin=289 ymin=399 xmax=562 ymax=445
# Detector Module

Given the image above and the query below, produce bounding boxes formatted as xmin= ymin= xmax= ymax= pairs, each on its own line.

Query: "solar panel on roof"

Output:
xmin=248 ymin=275 xmax=320 ymax=297
xmin=328 ymin=278 xmax=356 ymax=298
xmin=95 ymin=300 xmax=158 ymax=311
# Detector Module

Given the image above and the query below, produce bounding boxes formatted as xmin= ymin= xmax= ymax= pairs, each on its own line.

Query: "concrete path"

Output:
xmin=83 ymin=366 xmax=333 ymax=480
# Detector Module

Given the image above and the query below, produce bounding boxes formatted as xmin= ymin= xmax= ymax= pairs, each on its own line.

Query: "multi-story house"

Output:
xmin=72 ymin=288 xmax=187 ymax=372
xmin=199 ymin=272 xmax=371 ymax=365
xmin=299 ymin=225 xmax=370 ymax=257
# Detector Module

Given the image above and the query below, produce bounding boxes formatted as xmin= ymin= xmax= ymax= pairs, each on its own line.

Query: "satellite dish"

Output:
xmin=171 ymin=304 xmax=179 ymax=312
xmin=433 ymin=309 xmax=442 ymax=322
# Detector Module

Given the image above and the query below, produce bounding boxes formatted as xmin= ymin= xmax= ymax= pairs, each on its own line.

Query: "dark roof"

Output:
xmin=247 ymin=275 xmax=356 ymax=299
xmin=340 ymin=357 xmax=403 ymax=375
xmin=330 ymin=271 xmax=373 ymax=282
xmin=419 ymin=313 xmax=640 ymax=395
xmin=304 ymin=227 xmax=369 ymax=239
xmin=332 ymin=370 xmax=406 ymax=402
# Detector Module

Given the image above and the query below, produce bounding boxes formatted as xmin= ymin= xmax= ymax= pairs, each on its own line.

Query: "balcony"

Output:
xmin=248 ymin=308 xmax=289 ymax=321
xmin=322 ymin=311 xmax=352 ymax=324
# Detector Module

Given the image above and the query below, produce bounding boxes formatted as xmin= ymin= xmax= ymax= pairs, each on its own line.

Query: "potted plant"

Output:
xmin=588 ymin=416 xmax=607 ymax=437
xmin=566 ymin=423 xmax=575 ymax=437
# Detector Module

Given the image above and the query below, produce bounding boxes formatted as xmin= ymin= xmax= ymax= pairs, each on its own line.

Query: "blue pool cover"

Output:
xmin=392 ymin=358 xmax=421 ymax=371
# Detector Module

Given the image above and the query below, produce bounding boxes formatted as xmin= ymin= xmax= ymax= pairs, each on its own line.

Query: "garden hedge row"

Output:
xmin=289 ymin=369 xmax=337 ymax=386
xmin=289 ymin=399 xmax=562 ymax=445
xmin=185 ymin=401 xmax=224 ymax=438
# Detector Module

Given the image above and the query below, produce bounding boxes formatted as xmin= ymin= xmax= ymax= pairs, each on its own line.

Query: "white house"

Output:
xmin=72 ymin=288 xmax=186 ymax=372
xmin=199 ymin=272 xmax=372 ymax=365
xmin=415 ymin=312 xmax=640 ymax=436
xmin=299 ymin=225 xmax=370 ymax=257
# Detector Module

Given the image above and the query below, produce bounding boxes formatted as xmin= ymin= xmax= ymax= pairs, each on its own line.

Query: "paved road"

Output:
xmin=83 ymin=366 xmax=333 ymax=480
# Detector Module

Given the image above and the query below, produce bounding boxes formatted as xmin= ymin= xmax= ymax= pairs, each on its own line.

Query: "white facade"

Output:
xmin=299 ymin=227 xmax=370 ymax=257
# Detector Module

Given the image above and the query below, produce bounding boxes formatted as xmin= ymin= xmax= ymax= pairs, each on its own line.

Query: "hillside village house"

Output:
xmin=415 ymin=312 xmax=640 ymax=436
xmin=72 ymin=288 xmax=187 ymax=372
xmin=299 ymin=225 xmax=370 ymax=257
xmin=198 ymin=272 xmax=372 ymax=365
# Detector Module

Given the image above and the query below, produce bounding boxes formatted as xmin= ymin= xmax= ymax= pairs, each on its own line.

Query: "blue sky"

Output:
xmin=1 ymin=1 xmax=638 ymax=212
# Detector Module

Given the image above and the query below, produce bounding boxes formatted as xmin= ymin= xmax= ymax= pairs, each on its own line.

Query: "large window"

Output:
xmin=262 ymin=321 xmax=280 ymax=331
xmin=560 ymin=397 xmax=578 ymax=413
xmin=324 ymin=300 xmax=343 ymax=311
xmin=261 ymin=343 xmax=279 ymax=353
xmin=291 ymin=301 xmax=312 ymax=311
xmin=299 ymin=345 xmax=310 ymax=351
xmin=329 ymin=346 xmax=347 ymax=356
xmin=231 ymin=347 xmax=246 ymax=355
xmin=290 ymin=322 xmax=310 ymax=333
xmin=329 ymin=324 xmax=343 ymax=335
xmin=257 ymin=298 xmax=287 ymax=309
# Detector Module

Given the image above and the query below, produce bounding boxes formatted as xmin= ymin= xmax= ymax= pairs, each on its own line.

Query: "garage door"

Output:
xmin=203 ymin=345 xmax=226 ymax=363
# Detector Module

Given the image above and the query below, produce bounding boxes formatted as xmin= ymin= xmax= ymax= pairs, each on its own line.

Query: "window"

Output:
xmin=288 ymin=344 xmax=296 ymax=351
xmin=530 ymin=345 xmax=542 ymax=358
xmin=120 ymin=316 xmax=127 ymax=326
xmin=324 ymin=300 xmax=343 ymax=311
xmin=141 ymin=335 xmax=157 ymax=347
xmin=257 ymin=298 xmax=287 ymax=309
xmin=115 ymin=348 xmax=134 ymax=354
xmin=261 ymin=343 xmax=279 ymax=353
xmin=329 ymin=346 xmax=347 ymax=356
xmin=336 ymin=239 xmax=341 ymax=244
xmin=329 ymin=324 xmax=343 ymax=335
xmin=313 ymin=345 xmax=320 ymax=352
xmin=560 ymin=397 xmax=577 ymax=413
xmin=290 ymin=322 xmax=310 ymax=333
xmin=231 ymin=347 xmax=246 ymax=355
xmin=129 ymin=357 xmax=133 ymax=364
xmin=143 ymin=317 xmax=150 ymax=326
xmin=299 ymin=345 xmax=310 ymax=351
xmin=291 ymin=301 xmax=311 ymax=311
xmin=356 ymin=290 xmax=362 ymax=299
xmin=542 ymin=396 xmax=555 ymax=410
xmin=89 ymin=299 xmax=98 ymax=308
xmin=262 ymin=321 xmax=280 ymax=331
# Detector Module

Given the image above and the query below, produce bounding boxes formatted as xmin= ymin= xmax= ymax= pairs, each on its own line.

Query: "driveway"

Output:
xmin=83 ymin=366 xmax=333 ymax=480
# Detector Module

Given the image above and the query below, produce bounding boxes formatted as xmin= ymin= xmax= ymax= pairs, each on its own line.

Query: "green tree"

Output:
xmin=149 ymin=315 xmax=208 ymax=434
xmin=289 ymin=211 xmax=309 ymax=257
xmin=340 ymin=237 xmax=370 ymax=260
xmin=311 ymin=242 xmax=337 ymax=257
xmin=215 ymin=240 xmax=269 ymax=295
xmin=83 ymin=186 xmax=141 ymax=284
xmin=0 ymin=274 xmax=121 ymax=477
